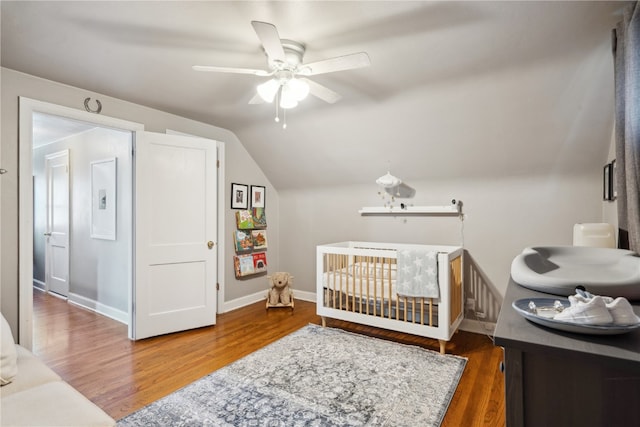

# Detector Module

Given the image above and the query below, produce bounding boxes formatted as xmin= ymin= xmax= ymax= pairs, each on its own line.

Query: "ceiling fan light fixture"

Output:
xmin=287 ymin=78 xmax=309 ymax=101
xmin=257 ymin=79 xmax=280 ymax=103
xmin=279 ymin=86 xmax=299 ymax=109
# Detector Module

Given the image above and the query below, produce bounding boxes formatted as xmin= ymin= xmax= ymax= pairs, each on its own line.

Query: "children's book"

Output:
xmin=234 ymin=230 xmax=253 ymax=252
xmin=252 ymin=252 xmax=267 ymax=273
xmin=252 ymin=207 xmax=267 ymax=228
xmin=234 ymin=254 xmax=255 ymax=278
xmin=251 ymin=230 xmax=268 ymax=250
xmin=236 ymin=210 xmax=254 ymax=229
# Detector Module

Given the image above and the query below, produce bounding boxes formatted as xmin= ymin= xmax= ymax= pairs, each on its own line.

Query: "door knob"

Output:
xmin=207 ymin=241 xmax=214 ymax=249
xmin=44 ymin=232 xmax=52 ymax=237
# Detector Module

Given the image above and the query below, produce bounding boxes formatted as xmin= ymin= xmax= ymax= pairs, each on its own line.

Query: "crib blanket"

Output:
xmin=396 ymin=249 xmax=439 ymax=298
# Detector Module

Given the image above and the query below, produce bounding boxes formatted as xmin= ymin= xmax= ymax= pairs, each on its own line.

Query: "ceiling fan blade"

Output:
xmin=192 ymin=65 xmax=271 ymax=76
xmin=251 ymin=21 xmax=286 ymax=63
xmin=248 ymin=92 xmax=264 ymax=104
xmin=299 ymin=52 xmax=371 ymax=76
xmin=300 ymin=78 xmax=342 ymax=104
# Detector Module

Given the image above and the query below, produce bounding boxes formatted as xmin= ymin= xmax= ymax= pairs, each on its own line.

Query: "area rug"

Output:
xmin=117 ymin=324 xmax=466 ymax=427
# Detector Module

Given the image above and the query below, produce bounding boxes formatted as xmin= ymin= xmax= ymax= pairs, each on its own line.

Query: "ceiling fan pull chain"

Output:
xmin=283 ymin=108 xmax=287 ymax=130
xmin=275 ymin=88 xmax=280 ymax=123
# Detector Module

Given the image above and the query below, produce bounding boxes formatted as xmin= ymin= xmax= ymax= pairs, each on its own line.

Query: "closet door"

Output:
xmin=44 ymin=150 xmax=70 ymax=298
xmin=132 ymin=131 xmax=217 ymax=340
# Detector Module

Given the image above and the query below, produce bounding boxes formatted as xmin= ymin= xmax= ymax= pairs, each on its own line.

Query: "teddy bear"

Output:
xmin=267 ymin=271 xmax=294 ymax=307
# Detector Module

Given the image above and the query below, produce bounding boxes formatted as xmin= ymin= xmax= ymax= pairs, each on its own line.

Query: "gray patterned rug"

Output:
xmin=117 ymin=324 xmax=466 ymax=427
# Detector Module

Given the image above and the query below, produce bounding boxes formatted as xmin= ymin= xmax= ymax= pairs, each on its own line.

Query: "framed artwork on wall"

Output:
xmin=611 ymin=159 xmax=617 ymax=200
xmin=603 ymin=163 xmax=613 ymax=201
xmin=231 ymin=183 xmax=249 ymax=209
xmin=90 ymin=157 xmax=117 ymax=240
xmin=251 ymin=185 xmax=266 ymax=208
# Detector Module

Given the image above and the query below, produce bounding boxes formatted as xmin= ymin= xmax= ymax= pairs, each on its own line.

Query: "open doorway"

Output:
xmin=19 ymin=98 xmax=225 ymax=346
xmin=19 ymin=98 xmax=144 ymax=346
xmin=32 ymin=112 xmax=133 ymax=325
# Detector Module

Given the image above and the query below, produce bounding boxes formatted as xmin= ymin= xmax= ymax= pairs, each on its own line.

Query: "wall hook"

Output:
xmin=84 ymin=98 xmax=102 ymax=114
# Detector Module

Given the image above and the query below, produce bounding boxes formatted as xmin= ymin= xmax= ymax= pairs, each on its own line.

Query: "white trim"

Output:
xmin=459 ymin=318 xmax=496 ymax=336
xmin=222 ymin=289 xmax=317 ymax=313
xmin=222 ymin=290 xmax=266 ymax=313
xmin=33 ymin=279 xmax=46 ymax=292
xmin=19 ymin=97 xmax=144 ymax=349
xmin=292 ymin=290 xmax=316 ymax=302
xmin=217 ymin=143 xmax=225 ymax=314
xmin=68 ymin=292 xmax=128 ymax=325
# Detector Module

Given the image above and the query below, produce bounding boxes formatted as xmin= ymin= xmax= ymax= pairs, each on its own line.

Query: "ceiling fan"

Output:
xmin=193 ymin=21 xmax=370 ymax=125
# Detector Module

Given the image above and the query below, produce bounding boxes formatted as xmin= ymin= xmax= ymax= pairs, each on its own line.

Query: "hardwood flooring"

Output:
xmin=32 ymin=290 xmax=505 ymax=426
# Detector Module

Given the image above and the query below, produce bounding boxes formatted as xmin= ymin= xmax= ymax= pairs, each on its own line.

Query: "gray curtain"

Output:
xmin=613 ymin=2 xmax=640 ymax=251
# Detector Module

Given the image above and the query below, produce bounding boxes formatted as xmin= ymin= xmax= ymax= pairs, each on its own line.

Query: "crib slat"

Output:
xmin=373 ymin=256 xmax=378 ymax=317
xmin=429 ymin=298 xmax=433 ymax=326
xmin=389 ymin=259 xmax=394 ymax=320
xmin=338 ymin=255 xmax=348 ymax=310
xmin=365 ymin=256 xmax=370 ymax=316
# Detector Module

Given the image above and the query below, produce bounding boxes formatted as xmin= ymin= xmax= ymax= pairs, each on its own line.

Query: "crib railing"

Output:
xmin=322 ymin=252 xmax=461 ymax=328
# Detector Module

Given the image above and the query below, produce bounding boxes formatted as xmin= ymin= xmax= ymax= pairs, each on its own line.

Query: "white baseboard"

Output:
xmin=67 ymin=292 xmax=128 ymax=325
xmin=222 ymin=290 xmax=266 ymax=313
xmin=222 ymin=289 xmax=317 ymax=313
xmin=33 ymin=279 xmax=46 ymax=292
xmin=293 ymin=290 xmax=316 ymax=302
xmin=459 ymin=318 xmax=496 ymax=336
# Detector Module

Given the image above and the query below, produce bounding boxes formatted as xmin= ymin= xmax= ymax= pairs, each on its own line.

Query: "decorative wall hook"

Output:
xmin=84 ymin=98 xmax=102 ymax=114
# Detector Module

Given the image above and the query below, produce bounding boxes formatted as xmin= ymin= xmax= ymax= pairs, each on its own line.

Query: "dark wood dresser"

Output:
xmin=494 ymin=280 xmax=640 ymax=427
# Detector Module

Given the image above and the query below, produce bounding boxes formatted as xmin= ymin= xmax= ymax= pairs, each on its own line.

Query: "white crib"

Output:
xmin=316 ymin=241 xmax=464 ymax=354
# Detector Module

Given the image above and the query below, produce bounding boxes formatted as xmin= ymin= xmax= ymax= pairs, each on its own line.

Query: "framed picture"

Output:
xmin=251 ymin=185 xmax=266 ymax=208
xmin=603 ymin=163 xmax=612 ymax=201
xmin=611 ymin=159 xmax=617 ymax=200
xmin=90 ymin=157 xmax=117 ymax=240
xmin=231 ymin=183 xmax=249 ymax=209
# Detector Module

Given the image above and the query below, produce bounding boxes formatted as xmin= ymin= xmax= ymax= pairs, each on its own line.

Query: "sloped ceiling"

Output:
xmin=1 ymin=1 xmax=629 ymax=190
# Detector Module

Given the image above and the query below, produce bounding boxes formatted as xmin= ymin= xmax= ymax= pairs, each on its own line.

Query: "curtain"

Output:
xmin=613 ymin=2 xmax=640 ymax=251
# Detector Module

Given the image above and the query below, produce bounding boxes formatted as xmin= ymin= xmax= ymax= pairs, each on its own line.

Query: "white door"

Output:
xmin=133 ymin=132 xmax=217 ymax=340
xmin=44 ymin=150 xmax=70 ymax=297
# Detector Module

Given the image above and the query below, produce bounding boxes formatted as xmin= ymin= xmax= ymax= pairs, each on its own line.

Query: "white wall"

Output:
xmin=33 ymin=127 xmax=131 ymax=315
xmin=1 ymin=68 xmax=279 ymax=335
xmin=278 ymin=172 xmax=603 ymax=300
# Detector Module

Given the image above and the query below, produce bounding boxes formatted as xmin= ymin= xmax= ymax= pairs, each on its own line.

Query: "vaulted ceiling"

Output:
xmin=1 ymin=1 xmax=629 ymax=190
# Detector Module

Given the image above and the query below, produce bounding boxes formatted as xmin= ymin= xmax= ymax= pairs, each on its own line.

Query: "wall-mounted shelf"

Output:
xmin=359 ymin=204 xmax=462 ymax=216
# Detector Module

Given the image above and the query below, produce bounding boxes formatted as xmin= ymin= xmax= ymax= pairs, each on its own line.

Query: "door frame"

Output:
xmin=44 ymin=149 xmax=70 ymax=297
xmin=19 ymin=98 xmax=226 ymax=346
xmin=19 ymin=99 xmax=141 ymax=347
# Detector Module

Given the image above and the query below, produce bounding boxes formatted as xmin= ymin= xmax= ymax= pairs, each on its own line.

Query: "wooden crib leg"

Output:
xmin=321 ymin=316 xmax=327 ymax=327
xmin=438 ymin=340 xmax=446 ymax=355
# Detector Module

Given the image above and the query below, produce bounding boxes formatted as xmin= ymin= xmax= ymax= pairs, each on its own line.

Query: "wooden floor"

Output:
xmin=32 ymin=290 xmax=505 ymax=426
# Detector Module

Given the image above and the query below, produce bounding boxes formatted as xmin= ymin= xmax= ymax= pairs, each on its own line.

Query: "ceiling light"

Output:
xmin=287 ymin=78 xmax=309 ymax=101
xmin=280 ymin=84 xmax=299 ymax=109
xmin=258 ymin=77 xmax=310 ymax=128
xmin=257 ymin=79 xmax=280 ymax=103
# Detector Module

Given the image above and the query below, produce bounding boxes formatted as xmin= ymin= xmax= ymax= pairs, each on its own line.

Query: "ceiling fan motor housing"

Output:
xmin=271 ymin=39 xmax=305 ymax=71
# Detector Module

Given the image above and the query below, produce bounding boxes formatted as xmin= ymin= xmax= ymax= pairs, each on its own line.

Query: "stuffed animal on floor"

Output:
xmin=267 ymin=272 xmax=294 ymax=307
